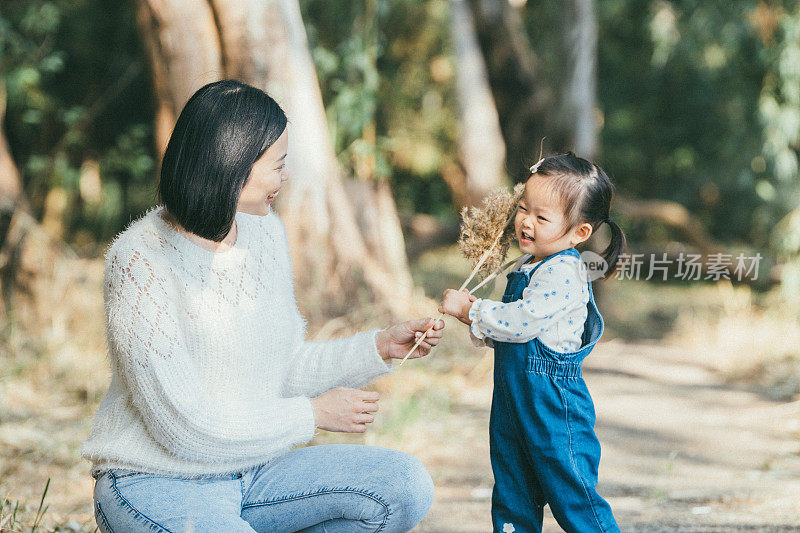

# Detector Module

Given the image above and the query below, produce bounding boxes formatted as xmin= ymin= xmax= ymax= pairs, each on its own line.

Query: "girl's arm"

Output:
xmin=469 ymin=256 xmax=588 ymax=343
xmin=105 ymin=247 xmax=317 ymax=463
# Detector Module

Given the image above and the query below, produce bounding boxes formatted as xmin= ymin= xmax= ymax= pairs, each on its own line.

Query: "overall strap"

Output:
xmin=519 ymin=247 xmax=581 ymax=278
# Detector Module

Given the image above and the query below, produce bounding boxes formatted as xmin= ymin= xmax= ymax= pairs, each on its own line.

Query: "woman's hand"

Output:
xmin=439 ymin=289 xmax=477 ymax=325
xmin=375 ymin=318 xmax=445 ymax=361
xmin=311 ymin=387 xmax=379 ymax=433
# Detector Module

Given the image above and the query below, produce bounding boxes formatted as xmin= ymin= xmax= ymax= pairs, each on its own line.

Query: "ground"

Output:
xmin=413 ymin=339 xmax=800 ymax=532
xmin=7 ymin=335 xmax=800 ymax=532
xmin=2 ymin=250 xmax=800 ymax=531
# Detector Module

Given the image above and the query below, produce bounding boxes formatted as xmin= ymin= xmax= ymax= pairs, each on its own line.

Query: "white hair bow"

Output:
xmin=529 ymin=157 xmax=544 ymax=174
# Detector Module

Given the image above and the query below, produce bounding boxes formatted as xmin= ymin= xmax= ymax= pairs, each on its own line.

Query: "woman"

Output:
xmin=81 ymin=79 xmax=444 ymax=532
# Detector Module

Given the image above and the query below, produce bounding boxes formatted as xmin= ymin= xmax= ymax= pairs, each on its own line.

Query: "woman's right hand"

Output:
xmin=310 ymin=387 xmax=379 ymax=433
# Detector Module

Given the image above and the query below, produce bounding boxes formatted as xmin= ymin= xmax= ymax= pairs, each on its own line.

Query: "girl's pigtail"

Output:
xmin=600 ymin=218 xmax=627 ymax=280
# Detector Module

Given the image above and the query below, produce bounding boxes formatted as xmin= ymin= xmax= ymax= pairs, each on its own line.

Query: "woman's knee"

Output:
xmin=382 ymin=451 xmax=434 ymax=531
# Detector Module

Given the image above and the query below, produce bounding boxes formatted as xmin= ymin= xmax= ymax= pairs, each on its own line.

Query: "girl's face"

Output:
xmin=237 ymin=129 xmax=289 ymax=216
xmin=515 ymin=176 xmax=592 ymax=262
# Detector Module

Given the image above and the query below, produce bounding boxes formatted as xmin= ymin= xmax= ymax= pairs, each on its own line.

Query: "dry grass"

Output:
xmin=457 ymin=183 xmax=525 ymax=278
xmin=663 ymin=282 xmax=800 ymax=401
xmin=1 ymin=245 xmax=105 ymax=531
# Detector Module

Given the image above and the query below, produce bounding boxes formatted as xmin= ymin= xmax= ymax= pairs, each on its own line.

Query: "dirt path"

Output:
xmin=414 ymin=340 xmax=800 ymax=532
xmin=3 ymin=337 xmax=799 ymax=531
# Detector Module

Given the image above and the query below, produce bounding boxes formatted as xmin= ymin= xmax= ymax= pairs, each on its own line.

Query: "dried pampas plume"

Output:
xmin=458 ymin=182 xmax=526 ymax=278
xmin=398 ymin=182 xmax=526 ymax=367
xmin=399 ymin=140 xmax=546 ymax=367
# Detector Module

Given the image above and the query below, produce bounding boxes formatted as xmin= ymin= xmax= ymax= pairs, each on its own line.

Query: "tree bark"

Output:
xmin=467 ymin=0 xmax=552 ymax=178
xmin=0 ymin=82 xmax=79 ymax=321
xmin=0 ymin=83 xmax=27 ymax=211
xmin=450 ymin=0 xmax=506 ymax=207
xmin=0 ymin=82 xmax=27 ymax=320
xmin=133 ymin=0 xmax=416 ymax=321
xmin=135 ymin=0 xmax=223 ymax=154
xmin=560 ymin=0 xmax=598 ymax=158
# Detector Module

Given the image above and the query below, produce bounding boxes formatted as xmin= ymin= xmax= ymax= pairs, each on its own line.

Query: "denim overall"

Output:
xmin=489 ymin=248 xmax=619 ymax=533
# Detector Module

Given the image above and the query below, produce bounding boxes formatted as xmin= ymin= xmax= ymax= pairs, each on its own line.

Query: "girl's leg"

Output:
xmin=515 ymin=379 xmax=620 ymax=533
xmin=239 ymin=444 xmax=434 ymax=533
xmin=93 ymin=469 xmax=256 ymax=532
xmin=490 ymin=390 xmax=546 ymax=533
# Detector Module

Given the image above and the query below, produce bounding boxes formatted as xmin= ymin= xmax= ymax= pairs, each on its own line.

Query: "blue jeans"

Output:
xmin=92 ymin=444 xmax=434 ymax=532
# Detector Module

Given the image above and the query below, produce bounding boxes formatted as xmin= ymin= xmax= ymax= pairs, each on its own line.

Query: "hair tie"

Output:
xmin=529 ymin=157 xmax=545 ymax=174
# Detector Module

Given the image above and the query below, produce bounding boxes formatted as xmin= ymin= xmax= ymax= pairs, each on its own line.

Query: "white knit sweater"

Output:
xmin=80 ymin=205 xmax=392 ymax=479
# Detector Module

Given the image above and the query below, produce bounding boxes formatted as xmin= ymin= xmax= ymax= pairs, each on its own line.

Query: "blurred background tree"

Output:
xmin=0 ymin=0 xmax=154 ymax=244
xmin=2 ymin=0 xmax=800 ymax=307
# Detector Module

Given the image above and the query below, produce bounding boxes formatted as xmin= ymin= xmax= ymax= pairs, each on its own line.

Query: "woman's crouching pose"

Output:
xmin=81 ymin=79 xmax=444 ymax=533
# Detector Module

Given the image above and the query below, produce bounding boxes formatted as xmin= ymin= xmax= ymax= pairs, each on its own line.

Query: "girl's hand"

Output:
xmin=311 ymin=387 xmax=380 ymax=433
xmin=439 ymin=289 xmax=476 ymax=325
xmin=375 ymin=318 xmax=446 ymax=361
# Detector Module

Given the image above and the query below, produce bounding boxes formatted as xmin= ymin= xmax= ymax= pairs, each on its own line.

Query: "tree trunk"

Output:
xmin=450 ymin=0 xmax=506 ymax=208
xmin=559 ymin=0 xmax=598 ymax=158
xmin=133 ymin=0 xmax=416 ymax=322
xmin=467 ymin=0 xmax=552 ymax=179
xmin=346 ymin=179 xmax=415 ymax=297
xmin=135 ymin=0 xmax=223 ymax=154
xmin=0 ymin=81 xmax=27 ymax=319
xmin=0 ymin=83 xmax=27 ymax=211
xmin=0 ymin=82 xmax=77 ymax=321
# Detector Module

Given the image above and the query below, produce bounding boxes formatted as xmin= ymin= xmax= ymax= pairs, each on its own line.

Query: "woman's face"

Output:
xmin=238 ymin=129 xmax=289 ymax=216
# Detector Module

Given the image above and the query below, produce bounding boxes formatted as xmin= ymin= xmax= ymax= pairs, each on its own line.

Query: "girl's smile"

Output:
xmin=519 ymin=229 xmax=534 ymax=245
xmin=515 ymin=176 xmax=592 ymax=262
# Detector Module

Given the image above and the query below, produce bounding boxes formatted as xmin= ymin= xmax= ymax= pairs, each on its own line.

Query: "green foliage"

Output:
xmin=3 ymin=0 xmax=800 ymax=262
xmin=597 ymin=1 xmax=769 ymax=246
xmin=761 ymin=5 xmax=800 ymax=297
xmin=759 ymin=5 xmax=800 ymax=193
xmin=304 ymin=0 xmax=391 ymax=181
xmin=518 ymin=1 xmax=799 ymax=252
xmin=1 ymin=0 xmax=154 ymax=248
xmin=302 ymin=0 xmax=458 ymax=215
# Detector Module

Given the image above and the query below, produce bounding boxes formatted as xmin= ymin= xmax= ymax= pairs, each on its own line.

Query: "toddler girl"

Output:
xmin=439 ymin=151 xmax=626 ymax=532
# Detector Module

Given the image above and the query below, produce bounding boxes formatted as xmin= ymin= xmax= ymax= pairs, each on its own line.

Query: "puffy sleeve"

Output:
xmin=469 ymin=329 xmax=494 ymax=348
xmin=104 ymin=245 xmax=316 ymax=463
xmin=468 ymin=255 xmax=587 ymax=343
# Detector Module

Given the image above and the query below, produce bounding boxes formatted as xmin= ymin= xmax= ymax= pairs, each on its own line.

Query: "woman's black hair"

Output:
xmin=528 ymin=151 xmax=627 ymax=279
xmin=158 ymin=79 xmax=288 ymax=241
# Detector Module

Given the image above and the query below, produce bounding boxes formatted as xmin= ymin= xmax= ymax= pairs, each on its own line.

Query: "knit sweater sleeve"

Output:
xmin=104 ymin=244 xmax=316 ymax=463
xmin=266 ymin=211 xmax=392 ymax=398
xmin=282 ymin=327 xmax=393 ymax=399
